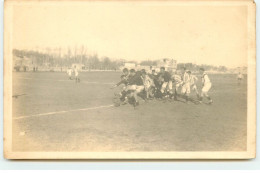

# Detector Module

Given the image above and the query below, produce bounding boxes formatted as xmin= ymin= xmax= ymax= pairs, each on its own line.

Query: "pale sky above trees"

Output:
xmin=12 ymin=1 xmax=248 ymax=68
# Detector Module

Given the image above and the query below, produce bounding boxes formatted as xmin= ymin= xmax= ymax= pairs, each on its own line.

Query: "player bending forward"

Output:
xmin=187 ymin=71 xmax=200 ymax=99
xmin=111 ymin=68 xmax=130 ymax=103
xmin=199 ymin=68 xmax=213 ymax=104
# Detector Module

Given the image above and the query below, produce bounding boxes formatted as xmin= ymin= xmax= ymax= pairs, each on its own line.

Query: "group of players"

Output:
xmin=111 ymin=66 xmax=213 ymax=107
xmin=67 ymin=67 xmax=80 ymax=83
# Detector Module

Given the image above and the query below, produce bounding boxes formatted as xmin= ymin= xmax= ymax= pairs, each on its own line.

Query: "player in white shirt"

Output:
xmin=187 ymin=71 xmax=200 ymax=99
xmin=141 ymin=71 xmax=155 ymax=99
xmin=199 ymin=68 xmax=213 ymax=104
xmin=181 ymin=67 xmax=191 ymax=103
xmin=67 ymin=68 xmax=73 ymax=80
xmin=172 ymin=71 xmax=183 ymax=100
xmin=74 ymin=67 xmax=80 ymax=83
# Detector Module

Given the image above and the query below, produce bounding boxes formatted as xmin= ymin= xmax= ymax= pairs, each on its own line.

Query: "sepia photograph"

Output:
xmin=4 ymin=0 xmax=256 ymax=159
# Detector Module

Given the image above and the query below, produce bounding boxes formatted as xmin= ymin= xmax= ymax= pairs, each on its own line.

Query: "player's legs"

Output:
xmin=185 ymin=84 xmax=191 ymax=103
xmin=144 ymin=85 xmax=149 ymax=99
xmin=200 ymin=84 xmax=212 ymax=103
xmin=161 ymin=82 xmax=168 ymax=94
xmin=167 ymin=81 xmax=173 ymax=96
xmin=192 ymin=85 xmax=200 ymax=99
xmin=119 ymin=89 xmax=128 ymax=102
xmin=181 ymin=84 xmax=188 ymax=102
xmin=121 ymin=85 xmax=136 ymax=104
xmin=181 ymin=85 xmax=186 ymax=95
xmin=174 ymin=83 xmax=180 ymax=100
xmin=148 ymin=86 xmax=155 ymax=99
xmin=133 ymin=85 xmax=144 ymax=106
xmin=201 ymin=91 xmax=212 ymax=104
xmin=76 ymin=77 xmax=79 ymax=83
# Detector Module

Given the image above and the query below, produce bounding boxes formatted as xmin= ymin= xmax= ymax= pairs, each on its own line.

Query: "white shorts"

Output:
xmin=161 ymin=81 xmax=173 ymax=93
xmin=191 ymin=84 xmax=197 ymax=91
xmin=181 ymin=83 xmax=190 ymax=94
xmin=127 ymin=85 xmax=144 ymax=93
xmin=144 ymin=85 xmax=151 ymax=91
xmin=202 ymin=83 xmax=212 ymax=93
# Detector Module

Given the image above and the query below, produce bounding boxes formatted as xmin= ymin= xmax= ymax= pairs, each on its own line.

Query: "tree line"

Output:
xmin=13 ymin=48 xmax=228 ymax=72
xmin=13 ymin=49 xmax=124 ymax=70
xmin=177 ymin=63 xmax=228 ymax=72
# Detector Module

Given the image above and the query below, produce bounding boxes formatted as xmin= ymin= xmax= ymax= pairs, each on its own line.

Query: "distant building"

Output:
xmin=124 ymin=62 xmax=136 ymax=69
xmin=72 ymin=63 xmax=85 ymax=71
xmin=120 ymin=62 xmax=136 ymax=70
xmin=120 ymin=59 xmax=177 ymax=73
xmin=156 ymin=58 xmax=177 ymax=72
xmin=136 ymin=65 xmax=153 ymax=72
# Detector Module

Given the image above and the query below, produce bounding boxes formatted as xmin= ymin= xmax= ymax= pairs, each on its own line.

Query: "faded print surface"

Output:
xmin=11 ymin=1 xmax=248 ymax=152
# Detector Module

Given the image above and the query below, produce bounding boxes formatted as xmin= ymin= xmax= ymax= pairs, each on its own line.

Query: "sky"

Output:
xmin=12 ymin=2 xmax=248 ymax=68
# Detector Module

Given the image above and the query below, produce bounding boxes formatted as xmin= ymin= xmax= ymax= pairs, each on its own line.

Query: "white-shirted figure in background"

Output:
xmin=74 ymin=66 xmax=80 ymax=83
xmin=237 ymin=72 xmax=243 ymax=85
xmin=67 ymin=68 xmax=73 ymax=80
xmin=199 ymin=68 xmax=213 ymax=104
xmin=187 ymin=70 xmax=200 ymax=99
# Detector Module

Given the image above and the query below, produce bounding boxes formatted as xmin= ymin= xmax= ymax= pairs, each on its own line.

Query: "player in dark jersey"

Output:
xmin=126 ymin=69 xmax=145 ymax=106
xmin=111 ymin=68 xmax=130 ymax=105
xmin=146 ymin=70 xmax=162 ymax=99
xmin=111 ymin=68 xmax=129 ymax=88
xmin=158 ymin=67 xmax=173 ymax=98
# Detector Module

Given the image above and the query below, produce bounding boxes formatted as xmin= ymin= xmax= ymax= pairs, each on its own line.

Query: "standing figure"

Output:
xmin=74 ymin=67 xmax=80 ymax=83
xmin=141 ymin=71 xmax=155 ymax=99
xmin=172 ymin=71 xmax=183 ymax=101
xmin=67 ymin=68 xmax=73 ymax=80
xmin=199 ymin=68 xmax=213 ymax=104
xmin=237 ymin=72 xmax=243 ymax=85
xmin=181 ymin=67 xmax=191 ymax=103
xmin=187 ymin=70 xmax=200 ymax=99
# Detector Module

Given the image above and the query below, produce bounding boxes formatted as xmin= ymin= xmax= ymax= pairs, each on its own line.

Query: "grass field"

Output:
xmin=12 ymin=71 xmax=247 ymax=151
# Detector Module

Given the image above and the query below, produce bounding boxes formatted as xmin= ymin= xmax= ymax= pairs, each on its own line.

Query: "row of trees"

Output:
xmin=13 ymin=49 xmax=228 ymax=72
xmin=13 ymin=49 xmax=124 ymax=70
xmin=138 ymin=61 xmax=228 ymax=72
xmin=177 ymin=63 xmax=228 ymax=72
